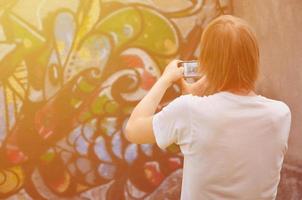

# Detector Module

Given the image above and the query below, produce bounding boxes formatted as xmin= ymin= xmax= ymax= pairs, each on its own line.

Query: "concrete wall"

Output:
xmin=233 ymin=2 xmax=302 ymax=198
xmin=233 ymin=0 xmax=302 ymax=166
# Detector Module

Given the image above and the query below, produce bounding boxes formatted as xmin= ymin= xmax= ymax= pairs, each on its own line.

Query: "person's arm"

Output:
xmin=125 ymin=60 xmax=184 ymax=144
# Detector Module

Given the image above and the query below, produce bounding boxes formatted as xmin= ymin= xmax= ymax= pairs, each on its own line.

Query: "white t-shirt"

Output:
xmin=152 ymin=92 xmax=291 ymax=200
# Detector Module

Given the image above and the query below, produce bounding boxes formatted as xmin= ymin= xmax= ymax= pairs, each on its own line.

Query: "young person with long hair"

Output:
xmin=125 ymin=15 xmax=291 ymax=200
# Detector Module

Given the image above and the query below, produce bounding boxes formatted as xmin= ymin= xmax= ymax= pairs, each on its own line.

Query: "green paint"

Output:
xmin=78 ymin=79 xmax=96 ymax=93
xmin=97 ymin=7 xmax=142 ymax=49
xmin=40 ymin=151 xmax=55 ymax=163
xmin=91 ymin=95 xmax=108 ymax=114
xmin=105 ymin=101 xmax=118 ymax=114
xmin=133 ymin=7 xmax=178 ymax=56
xmin=70 ymin=97 xmax=82 ymax=108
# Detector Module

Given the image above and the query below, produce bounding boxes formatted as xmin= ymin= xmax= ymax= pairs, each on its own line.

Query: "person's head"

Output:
xmin=199 ymin=15 xmax=259 ymax=95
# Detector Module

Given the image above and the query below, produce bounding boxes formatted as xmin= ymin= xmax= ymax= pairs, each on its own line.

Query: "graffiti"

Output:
xmin=0 ymin=0 xmax=232 ymax=199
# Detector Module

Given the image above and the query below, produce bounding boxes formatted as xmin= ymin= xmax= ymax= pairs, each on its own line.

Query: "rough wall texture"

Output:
xmin=233 ymin=0 xmax=302 ymax=199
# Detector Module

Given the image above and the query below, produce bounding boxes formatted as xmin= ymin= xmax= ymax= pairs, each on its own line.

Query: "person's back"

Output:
xmin=162 ymin=92 xmax=291 ymax=199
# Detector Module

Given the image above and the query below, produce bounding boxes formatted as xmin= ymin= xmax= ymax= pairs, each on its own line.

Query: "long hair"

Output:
xmin=199 ymin=15 xmax=259 ymax=95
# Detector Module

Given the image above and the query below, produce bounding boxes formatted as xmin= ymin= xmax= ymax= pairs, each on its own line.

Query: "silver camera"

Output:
xmin=178 ymin=60 xmax=201 ymax=78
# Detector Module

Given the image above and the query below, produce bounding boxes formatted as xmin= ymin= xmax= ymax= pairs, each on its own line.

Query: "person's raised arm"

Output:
xmin=125 ymin=60 xmax=184 ymax=144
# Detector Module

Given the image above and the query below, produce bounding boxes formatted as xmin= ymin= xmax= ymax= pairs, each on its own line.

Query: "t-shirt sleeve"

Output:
xmin=152 ymin=95 xmax=191 ymax=150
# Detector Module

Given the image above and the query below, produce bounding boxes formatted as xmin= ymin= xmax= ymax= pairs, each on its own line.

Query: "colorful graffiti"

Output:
xmin=0 ymin=0 xmax=232 ymax=199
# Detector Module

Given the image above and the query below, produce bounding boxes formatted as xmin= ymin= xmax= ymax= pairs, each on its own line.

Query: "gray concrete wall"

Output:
xmin=233 ymin=0 xmax=302 ymax=166
xmin=233 ymin=2 xmax=302 ymax=198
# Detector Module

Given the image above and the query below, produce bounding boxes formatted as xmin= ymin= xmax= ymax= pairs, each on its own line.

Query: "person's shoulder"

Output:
xmin=186 ymin=93 xmax=222 ymax=106
xmin=177 ymin=94 xmax=210 ymax=105
xmin=178 ymin=94 xmax=217 ymax=114
xmin=175 ymin=93 xmax=232 ymax=110
xmin=165 ymin=94 xmax=193 ymax=110
xmin=259 ymin=96 xmax=291 ymax=117
xmin=171 ymin=94 xmax=191 ymax=104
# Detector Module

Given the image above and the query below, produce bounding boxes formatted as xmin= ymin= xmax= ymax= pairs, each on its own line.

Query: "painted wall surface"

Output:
xmin=233 ymin=1 xmax=302 ymax=199
xmin=0 ymin=0 xmax=232 ymax=199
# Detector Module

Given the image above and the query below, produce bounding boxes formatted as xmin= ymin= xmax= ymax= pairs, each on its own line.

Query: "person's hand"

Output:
xmin=180 ymin=75 xmax=208 ymax=96
xmin=160 ymin=59 xmax=184 ymax=86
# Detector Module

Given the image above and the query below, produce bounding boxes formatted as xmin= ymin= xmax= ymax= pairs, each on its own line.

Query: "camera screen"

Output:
xmin=182 ymin=61 xmax=200 ymax=78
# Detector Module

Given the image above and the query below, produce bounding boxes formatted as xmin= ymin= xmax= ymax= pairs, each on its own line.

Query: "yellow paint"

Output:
xmin=78 ymin=48 xmax=92 ymax=60
xmin=8 ymin=76 xmax=25 ymax=99
xmin=56 ymin=41 xmax=66 ymax=52
xmin=23 ymin=39 xmax=32 ymax=49
xmin=12 ymin=0 xmax=80 ymax=30
xmin=152 ymin=0 xmax=191 ymax=12
xmin=0 ymin=166 xmax=25 ymax=193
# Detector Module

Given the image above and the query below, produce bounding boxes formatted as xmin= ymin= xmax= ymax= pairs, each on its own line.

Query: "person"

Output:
xmin=125 ymin=15 xmax=291 ymax=200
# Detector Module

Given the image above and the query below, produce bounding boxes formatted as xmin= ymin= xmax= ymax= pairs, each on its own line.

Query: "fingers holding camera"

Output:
xmin=160 ymin=59 xmax=184 ymax=86
xmin=159 ymin=59 xmax=208 ymax=96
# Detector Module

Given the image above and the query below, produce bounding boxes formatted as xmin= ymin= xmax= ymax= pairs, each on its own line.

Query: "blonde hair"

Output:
xmin=199 ymin=15 xmax=259 ymax=95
